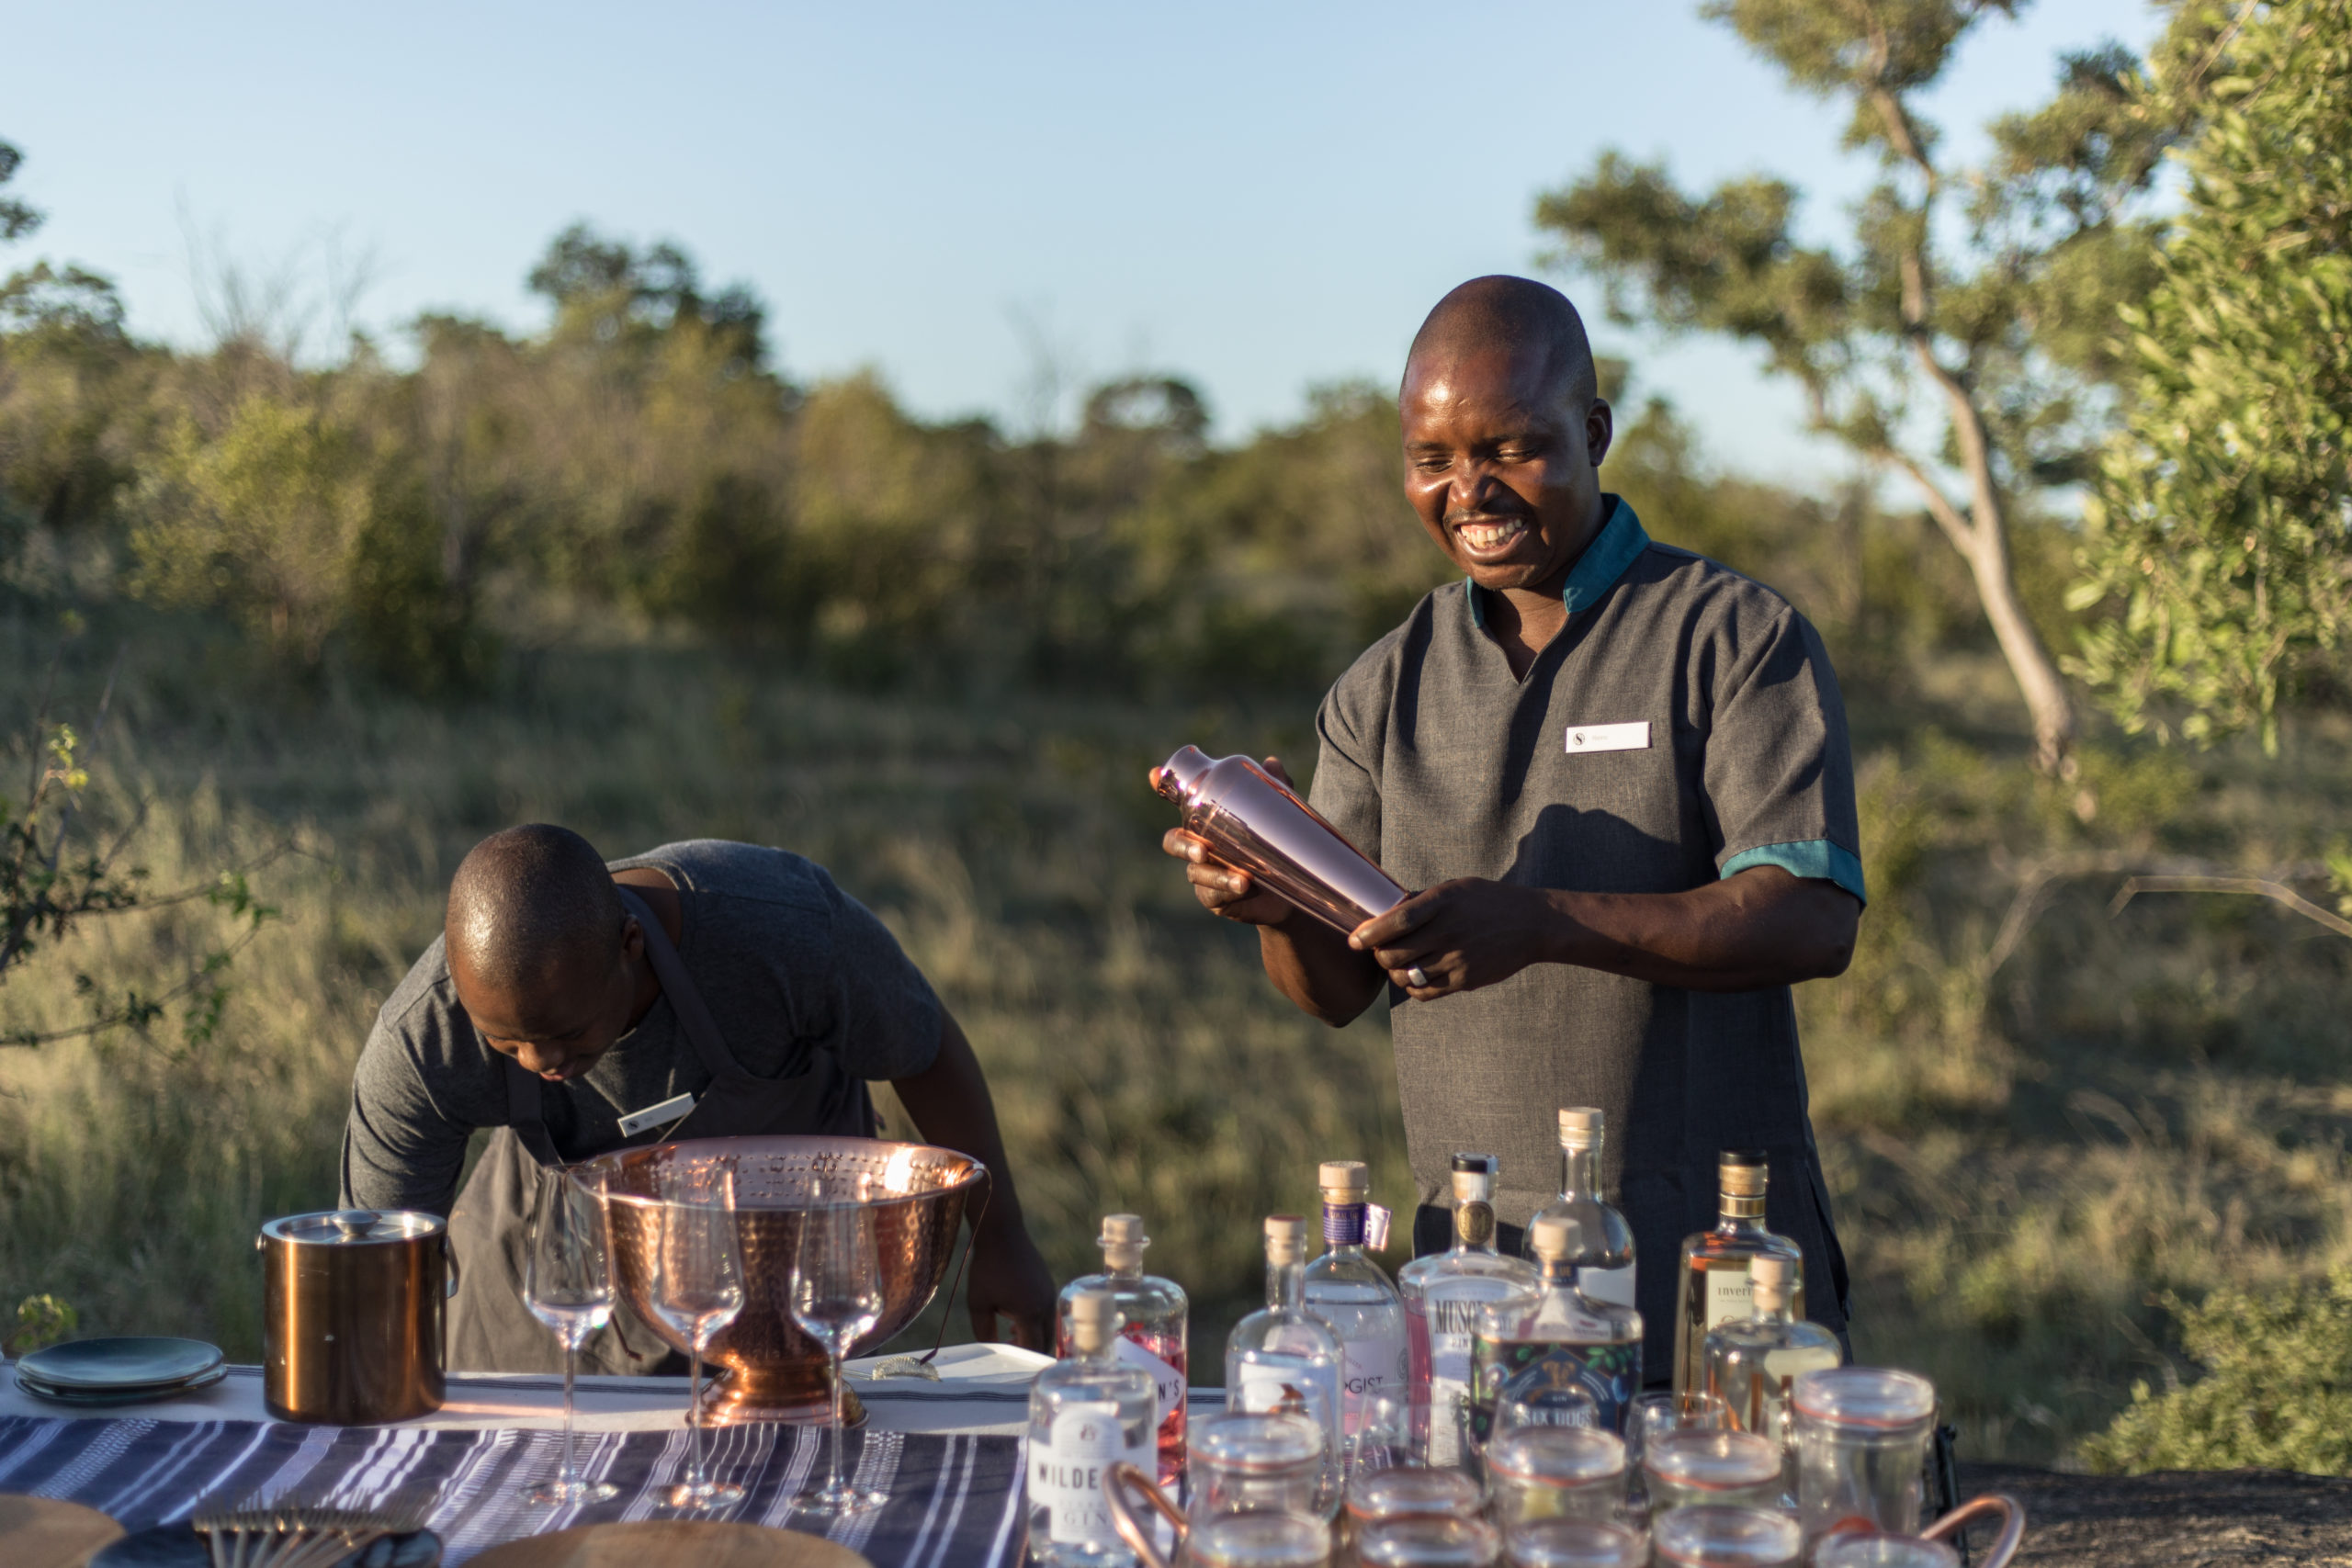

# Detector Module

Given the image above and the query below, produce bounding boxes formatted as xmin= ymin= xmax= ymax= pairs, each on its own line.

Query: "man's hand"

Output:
xmin=965 ymin=1222 xmax=1057 ymax=1350
xmin=1159 ymin=755 xmax=1300 ymax=928
xmin=1348 ymin=878 xmax=1561 ymax=999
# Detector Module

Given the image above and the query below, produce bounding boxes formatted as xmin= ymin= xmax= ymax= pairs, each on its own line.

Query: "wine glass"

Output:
xmin=520 ymin=1165 xmax=620 ymax=1505
xmin=789 ymin=1177 xmax=888 ymax=1516
xmin=650 ymin=1159 xmax=747 ymax=1509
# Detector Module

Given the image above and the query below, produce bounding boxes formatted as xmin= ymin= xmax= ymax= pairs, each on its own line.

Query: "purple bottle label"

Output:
xmin=1324 ymin=1202 xmax=1367 ymax=1247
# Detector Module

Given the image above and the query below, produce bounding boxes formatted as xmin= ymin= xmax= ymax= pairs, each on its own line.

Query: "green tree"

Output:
xmin=2069 ymin=0 xmax=2352 ymax=752
xmin=1534 ymin=2 xmax=2195 ymax=773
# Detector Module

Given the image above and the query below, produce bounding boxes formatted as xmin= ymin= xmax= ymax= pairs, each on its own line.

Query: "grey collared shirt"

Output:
xmin=1306 ymin=498 xmax=1863 ymax=1353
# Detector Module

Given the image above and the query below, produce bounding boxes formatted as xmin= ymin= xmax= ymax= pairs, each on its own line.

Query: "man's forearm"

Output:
xmin=890 ymin=1012 xmax=1030 ymax=1238
xmin=1259 ymin=908 xmax=1387 ymax=1025
xmin=1540 ymin=869 xmax=1858 ymax=991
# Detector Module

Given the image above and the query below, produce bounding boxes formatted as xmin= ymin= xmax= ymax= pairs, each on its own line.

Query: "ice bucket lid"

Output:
xmin=263 ymin=1209 xmax=445 ymax=1246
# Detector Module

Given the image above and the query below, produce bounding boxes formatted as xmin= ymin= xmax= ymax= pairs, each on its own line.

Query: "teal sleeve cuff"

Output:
xmin=1720 ymin=840 xmax=1868 ymax=907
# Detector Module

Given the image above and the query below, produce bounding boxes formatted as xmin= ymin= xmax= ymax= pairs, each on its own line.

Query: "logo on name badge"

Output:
xmin=1566 ymin=721 xmax=1651 ymax=754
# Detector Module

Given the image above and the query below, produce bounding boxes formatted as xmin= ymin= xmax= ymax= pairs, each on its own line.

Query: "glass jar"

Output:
xmin=1643 ymin=1429 xmax=1782 ymax=1518
xmin=1191 ymin=1512 xmax=1334 ymax=1568
xmin=1346 ymin=1467 xmax=1485 ymax=1530
xmin=1357 ymin=1517 xmax=1501 ymax=1568
xmin=1500 ymin=1520 xmax=1647 ymax=1568
xmin=1486 ymin=1428 xmax=1626 ymax=1528
xmin=1650 ymin=1506 xmax=1803 ymax=1567
xmin=1193 ymin=1412 xmax=1329 ymax=1524
xmin=1791 ymin=1370 xmax=1937 ymax=1542
xmin=1813 ymin=1535 xmax=1960 ymax=1568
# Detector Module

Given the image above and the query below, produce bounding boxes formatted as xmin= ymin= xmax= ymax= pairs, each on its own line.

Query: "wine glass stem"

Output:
xmin=686 ymin=1342 xmax=707 ymax=1488
xmin=561 ymin=1343 xmax=579 ymax=1488
xmin=828 ymin=1348 xmax=847 ymax=1492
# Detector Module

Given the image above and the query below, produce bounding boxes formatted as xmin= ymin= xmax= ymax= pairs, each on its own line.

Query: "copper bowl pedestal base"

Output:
xmin=582 ymin=1134 xmax=980 ymax=1428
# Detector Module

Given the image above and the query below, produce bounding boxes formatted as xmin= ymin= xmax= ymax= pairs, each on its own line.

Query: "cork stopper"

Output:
xmin=1719 ymin=1151 xmax=1770 ymax=1199
xmin=1319 ymin=1160 xmax=1369 ymax=1201
xmin=1529 ymin=1215 xmax=1571 ymax=1262
xmin=1100 ymin=1213 xmax=1148 ymax=1271
xmin=1264 ymin=1214 xmax=1308 ymax=1264
xmin=1068 ymin=1287 xmax=1121 ymax=1353
xmin=1557 ymin=1108 xmax=1603 ymax=1149
xmin=1749 ymin=1255 xmax=1792 ymax=1312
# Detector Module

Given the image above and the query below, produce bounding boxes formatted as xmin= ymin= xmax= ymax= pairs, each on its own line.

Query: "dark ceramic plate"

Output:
xmin=93 ymin=1524 xmax=441 ymax=1567
xmin=14 ymin=1363 xmax=229 ymax=1405
xmin=17 ymin=1337 xmax=223 ymax=1392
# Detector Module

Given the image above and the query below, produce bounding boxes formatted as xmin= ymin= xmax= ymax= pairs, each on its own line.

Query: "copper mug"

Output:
xmin=258 ymin=1209 xmax=454 ymax=1423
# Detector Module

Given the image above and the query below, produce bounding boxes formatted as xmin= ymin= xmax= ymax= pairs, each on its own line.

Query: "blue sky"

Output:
xmin=8 ymin=2 xmax=2163 ymax=479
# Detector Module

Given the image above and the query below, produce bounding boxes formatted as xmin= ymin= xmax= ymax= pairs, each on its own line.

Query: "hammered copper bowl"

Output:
xmin=579 ymin=1134 xmax=985 ymax=1425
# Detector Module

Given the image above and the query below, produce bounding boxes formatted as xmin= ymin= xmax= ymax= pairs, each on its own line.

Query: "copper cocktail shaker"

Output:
xmin=1152 ymin=745 xmax=1407 ymax=933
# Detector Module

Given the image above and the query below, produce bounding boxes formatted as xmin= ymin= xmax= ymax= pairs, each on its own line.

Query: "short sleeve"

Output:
xmin=817 ymin=874 xmax=944 ymax=1081
xmin=341 ymin=996 xmax=479 ymax=1215
xmin=1702 ymin=610 xmax=1866 ymax=905
xmin=1308 ymin=677 xmax=1385 ymax=868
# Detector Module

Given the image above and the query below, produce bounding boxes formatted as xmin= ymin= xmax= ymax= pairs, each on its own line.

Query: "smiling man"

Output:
xmin=1164 ymin=276 xmax=1866 ymax=1375
xmin=342 ymin=826 xmax=1056 ymax=1371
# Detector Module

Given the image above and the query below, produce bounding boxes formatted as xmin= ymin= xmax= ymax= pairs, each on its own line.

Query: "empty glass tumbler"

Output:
xmin=1791 ymin=1370 xmax=1938 ymax=1543
xmin=1500 ymin=1520 xmax=1647 ymax=1568
xmin=1485 ymin=1428 xmax=1625 ymax=1528
xmin=1644 ymin=1428 xmax=1782 ymax=1520
xmin=1649 ymin=1506 xmax=1803 ymax=1568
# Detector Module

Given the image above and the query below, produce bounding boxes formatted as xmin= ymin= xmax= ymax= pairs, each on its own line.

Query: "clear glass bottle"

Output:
xmin=1472 ymin=1215 xmax=1644 ymax=1457
xmin=1398 ymin=1154 xmax=1539 ymax=1467
xmin=1303 ymin=1159 xmax=1408 ymax=1445
xmin=1523 ymin=1109 xmax=1635 ymax=1312
xmin=1057 ymin=1213 xmax=1190 ymax=1487
xmin=1227 ymin=1213 xmax=1345 ymax=1506
xmin=1702 ymin=1254 xmax=1841 ymax=1497
xmin=1030 ymin=1288 xmax=1159 ymax=1568
xmin=1671 ymin=1151 xmax=1805 ymax=1397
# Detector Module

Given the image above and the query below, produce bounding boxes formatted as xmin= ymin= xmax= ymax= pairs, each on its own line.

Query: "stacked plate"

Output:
xmin=13 ymin=1337 xmax=226 ymax=1406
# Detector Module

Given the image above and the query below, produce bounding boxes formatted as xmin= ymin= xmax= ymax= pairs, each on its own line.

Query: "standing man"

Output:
xmin=1164 ymin=276 xmax=1864 ymax=1371
xmin=345 ymin=826 xmax=1057 ymax=1371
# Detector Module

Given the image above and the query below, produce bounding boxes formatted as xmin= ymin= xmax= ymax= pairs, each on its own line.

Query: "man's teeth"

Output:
xmin=1460 ymin=520 xmax=1526 ymax=550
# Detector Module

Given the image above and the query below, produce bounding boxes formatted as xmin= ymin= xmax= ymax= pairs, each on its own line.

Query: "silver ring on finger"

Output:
xmin=1406 ymin=965 xmax=1430 ymax=989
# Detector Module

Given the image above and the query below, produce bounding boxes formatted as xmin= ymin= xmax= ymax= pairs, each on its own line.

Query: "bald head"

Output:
xmin=1406 ymin=276 xmax=1598 ymax=412
xmin=447 ymin=824 xmax=625 ymax=998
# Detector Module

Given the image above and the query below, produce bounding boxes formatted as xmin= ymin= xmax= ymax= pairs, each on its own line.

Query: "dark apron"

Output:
xmin=447 ymin=886 xmax=876 ymax=1373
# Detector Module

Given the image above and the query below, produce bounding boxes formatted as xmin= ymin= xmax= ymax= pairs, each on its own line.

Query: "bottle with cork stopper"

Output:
xmin=1671 ymin=1150 xmax=1806 ymax=1397
xmin=1057 ymin=1214 xmax=1190 ymax=1487
xmin=1029 ymin=1287 xmax=1158 ymax=1568
xmin=1524 ymin=1107 xmax=1636 ymax=1311
xmin=1302 ymin=1159 xmax=1408 ymax=1446
xmin=1701 ymin=1252 xmax=1842 ymax=1495
xmin=1471 ymin=1213 xmax=1645 ymax=1452
xmin=1225 ymin=1214 xmax=1344 ymax=1508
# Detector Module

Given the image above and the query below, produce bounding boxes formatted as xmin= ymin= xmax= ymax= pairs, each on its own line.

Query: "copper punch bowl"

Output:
xmin=581 ymin=1134 xmax=985 ymax=1424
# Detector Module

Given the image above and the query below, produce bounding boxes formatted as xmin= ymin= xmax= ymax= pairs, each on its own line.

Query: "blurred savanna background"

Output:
xmin=4 ymin=0 xmax=2349 ymax=1474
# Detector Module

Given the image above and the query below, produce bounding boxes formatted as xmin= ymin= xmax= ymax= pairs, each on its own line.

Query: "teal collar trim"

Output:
xmin=1464 ymin=496 xmax=1650 ymax=631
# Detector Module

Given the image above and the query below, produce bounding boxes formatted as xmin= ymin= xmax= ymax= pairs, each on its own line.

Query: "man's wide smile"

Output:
xmin=1454 ymin=514 xmax=1531 ymax=558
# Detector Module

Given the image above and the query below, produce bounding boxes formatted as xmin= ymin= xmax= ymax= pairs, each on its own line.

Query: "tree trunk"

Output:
xmin=1962 ymin=506 xmax=2079 ymax=776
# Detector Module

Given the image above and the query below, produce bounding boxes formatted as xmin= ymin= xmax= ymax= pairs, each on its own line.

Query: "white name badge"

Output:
xmin=616 ymin=1091 xmax=697 ymax=1136
xmin=1566 ymin=721 xmax=1651 ymax=754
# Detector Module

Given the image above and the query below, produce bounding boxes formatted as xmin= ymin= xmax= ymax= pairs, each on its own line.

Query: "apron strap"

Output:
xmin=500 ymin=1052 xmax=564 ymax=1168
xmin=616 ymin=884 xmax=747 ymax=1082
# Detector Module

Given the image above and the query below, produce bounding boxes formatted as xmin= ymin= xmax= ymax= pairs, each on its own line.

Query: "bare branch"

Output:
xmin=2109 ymin=876 xmax=2352 ymax=941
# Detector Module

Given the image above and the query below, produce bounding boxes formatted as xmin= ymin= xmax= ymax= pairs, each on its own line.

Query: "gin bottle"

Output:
xmin=1056 ymin=1214 xmax=1189 ymax=1487
xmin=1302 ymin=1160 xmax=1408 ymax=1441
xmin=1030 ymin=1289 xmax=1157 ymax=1568
xmin=1523 ymin=1108 xmax=1635 ymax=1311
xmin=1226 ymin=1214 xmax=1344 ymax=1502
xmin=1397 ymin=1153 xmax=1538 ymax=1467
xmin=1470 ymin=1214 xmax=1644 ymax=1450
xmin=1702 ymin=1253 xmax=1841 ymax=1494
xmin=1671 ymin=1150 xmax=1805 ymax=1396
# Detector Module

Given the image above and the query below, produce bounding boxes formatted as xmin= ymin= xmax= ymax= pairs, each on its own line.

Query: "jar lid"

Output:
xmin=1814 ymin=1535 xmax=1961 ymax=1568
xmin=1190 ymin=1512 xmax=1331 ymax=1568
xmin=1503 ymin=1520 xmax=1645 ymax=1568
xmin=1643 ymin=1428 xmax=1780 ymax=1489
xmin=1192 ymin=1412 xmax=1322 ymax=1471
xmin=1487 ymin=1427 xmax=1626 ymax=1486
xmin=261 ymin=1210 xmax=445 ymax=1246
xmin=1651 ymin=1506 xmax=1802 ymax=1567
xmin=1792 ymin=1368 xmax=1937 ymax=1427
xmin=1347 ymin=1465 xmax=1484 ymax=1522
xmin=1360 ymin=1516 xmax=1501 ymax=1568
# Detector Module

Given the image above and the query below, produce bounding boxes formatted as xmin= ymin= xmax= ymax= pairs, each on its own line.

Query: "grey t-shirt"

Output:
xmin=1307 ymin=499 xmax=1863 ymax=1351
xmin=341 ymin=840 xmax=943 ymax=1215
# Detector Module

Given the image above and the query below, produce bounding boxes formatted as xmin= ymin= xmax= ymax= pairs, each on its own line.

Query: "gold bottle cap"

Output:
xmin=1318 ymin=1160 xmax=1369 ymax=1200
xmin=1719 ymin=1152 xmax=1770 ymax=1199
xmin=1528 ymin=1215 xmax=1571 ymax=1261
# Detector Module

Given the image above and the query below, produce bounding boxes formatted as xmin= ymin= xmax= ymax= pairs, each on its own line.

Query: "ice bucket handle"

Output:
xmin=1107 ymin=1461 xmax=1184 ymax=1568
xmin=1920 ymin=1493 xmax=2025 ymax=1568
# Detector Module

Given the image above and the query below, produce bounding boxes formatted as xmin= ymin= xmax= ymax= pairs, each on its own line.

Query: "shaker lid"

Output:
xmin=263 ymin=1209 xmax=445 ymax=1246
xmin=1153 ymin=745 xmax=1216 ymax=802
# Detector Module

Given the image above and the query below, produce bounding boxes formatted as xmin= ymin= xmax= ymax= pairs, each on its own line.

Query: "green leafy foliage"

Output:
xmin=2071 ymin=0 xmax=2352 ymax=753
xmin=2083 ymin=1267 xmax=2352 ymax=1474
xmin=2 ymin=1293 xmax=75 ymax=1356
